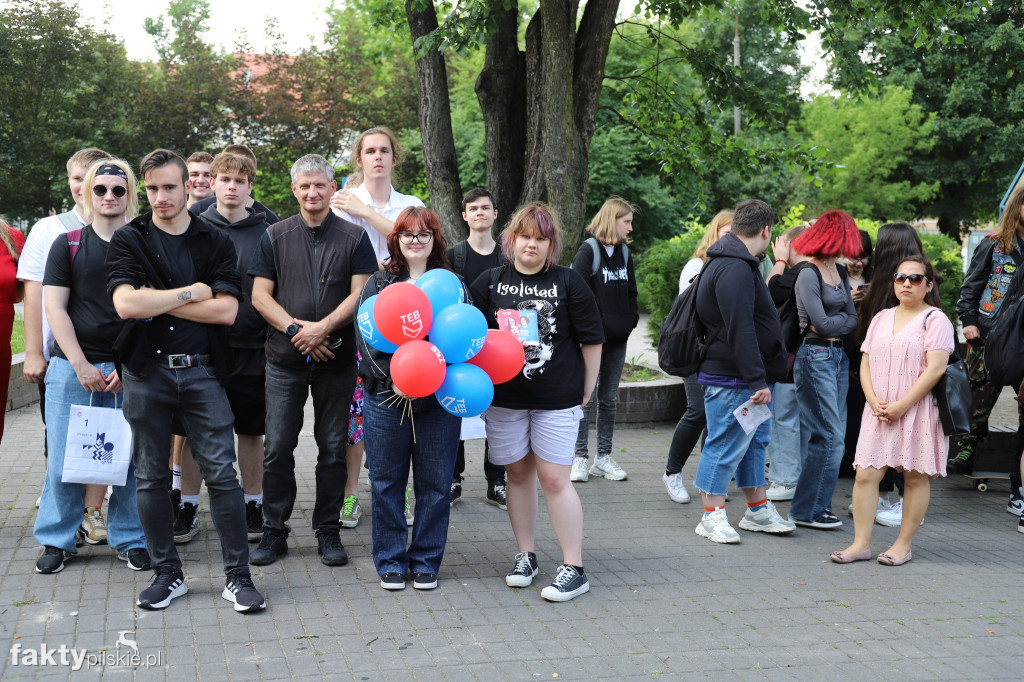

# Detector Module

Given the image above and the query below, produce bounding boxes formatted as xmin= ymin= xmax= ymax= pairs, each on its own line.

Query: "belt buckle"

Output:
xmin=167 ymin=354 xmax=190 ymax=369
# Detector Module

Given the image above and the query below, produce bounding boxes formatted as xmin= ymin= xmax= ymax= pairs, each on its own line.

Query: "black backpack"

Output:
xmin=657 ymin=260 xmax=719 ymax=377
xmin=772 ymin=262 xmax=818 ymax=354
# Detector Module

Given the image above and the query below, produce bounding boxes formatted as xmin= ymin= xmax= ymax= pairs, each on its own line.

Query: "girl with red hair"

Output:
xmin=788 ymin=210 xmax=863 ymax=529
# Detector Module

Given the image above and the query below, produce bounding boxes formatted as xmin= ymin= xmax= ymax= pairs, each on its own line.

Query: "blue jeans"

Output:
xmin=363 ymin=390 xmax=460 ymax=576
xmin=123 ymin=363 xmax=248 ymax=573
xmin=34 ymin=357 xmax=146 ymax=553
xmin=575 ymin=340 xmax=627 ymax=460
xmin=693 ymin=385 xmax=771 ymax=496
xmin=262 ymin=361 xmax=355 ymax=535
xmin=767 ymin=382 xmax=801 ymax=487
xmin=790 ymin=344 xmax=849 ymax=521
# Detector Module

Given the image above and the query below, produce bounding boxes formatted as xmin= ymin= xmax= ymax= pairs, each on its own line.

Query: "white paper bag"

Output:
xmin=61 ymin=401 xmax=132 ymax=486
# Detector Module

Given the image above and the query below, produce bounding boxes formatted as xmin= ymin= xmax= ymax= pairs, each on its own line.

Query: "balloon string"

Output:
xmin=409 ymin=399 xmax=417 ymax=444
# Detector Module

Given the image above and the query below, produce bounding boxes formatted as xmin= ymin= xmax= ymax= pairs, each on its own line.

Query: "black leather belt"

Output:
xmin=803 ymin=338 xmax=843 ymax=348
xmin=166 ymin=354 xmax=211 ymax=369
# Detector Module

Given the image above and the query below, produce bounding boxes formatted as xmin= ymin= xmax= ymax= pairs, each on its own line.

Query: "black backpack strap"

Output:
xmin=452 ymin=241 xmax=468 ymax=276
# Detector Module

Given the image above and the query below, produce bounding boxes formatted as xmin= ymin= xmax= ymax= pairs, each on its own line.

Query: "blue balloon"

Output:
xmin=415 ymin=268 xmax=464 ymax=315
xmin=357 ymin=295 xmax=399 ymax=353
xmin=435 ymin=363 xmax=494 ymax=417
xmin=429 ymin=303 xmax=488 ymax=362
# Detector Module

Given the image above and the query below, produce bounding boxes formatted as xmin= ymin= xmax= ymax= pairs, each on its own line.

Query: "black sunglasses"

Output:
xmin=893 ymin=272 xmax=926 ymax=285
xmin=92 ymin=185 xmax=127 ymax=198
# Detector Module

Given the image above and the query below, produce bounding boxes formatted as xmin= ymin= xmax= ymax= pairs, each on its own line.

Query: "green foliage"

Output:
xmin=790 ymin=86 xmax=939 ymax=220
xmin=636 ymin=219 xmax=707 ymax=343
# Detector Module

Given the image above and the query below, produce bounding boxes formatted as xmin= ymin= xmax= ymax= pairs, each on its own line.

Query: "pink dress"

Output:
xmin=855 ymin=306 xmax=955 ymax=477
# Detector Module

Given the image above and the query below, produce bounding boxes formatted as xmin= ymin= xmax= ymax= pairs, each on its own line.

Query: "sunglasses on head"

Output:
xmin=92 ymin=185 xmax=127 ymax=198
xmin=893 ymin=272 xmax=927 ymax=285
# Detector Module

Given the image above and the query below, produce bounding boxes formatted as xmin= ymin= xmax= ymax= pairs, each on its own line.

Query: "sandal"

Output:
xmin=829 ymin=548 xmax=872 ymax=564
xmin=877 ymin=550 xmax=912 ymax=566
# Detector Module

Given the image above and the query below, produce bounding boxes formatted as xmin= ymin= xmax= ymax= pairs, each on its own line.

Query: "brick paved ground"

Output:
xmin=1 ymin=392 xmax=1022 ymax=681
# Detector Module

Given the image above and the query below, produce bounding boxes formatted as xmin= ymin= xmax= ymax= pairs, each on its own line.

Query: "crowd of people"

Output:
xmin=3 ymin=128 xmax=1023 ymax=616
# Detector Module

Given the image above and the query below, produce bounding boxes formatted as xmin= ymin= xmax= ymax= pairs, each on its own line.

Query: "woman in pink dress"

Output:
xmin=830 ymin=256 xmax=954 ymax=566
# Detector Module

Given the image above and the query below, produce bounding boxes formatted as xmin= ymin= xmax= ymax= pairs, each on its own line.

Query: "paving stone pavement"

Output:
xmin=0 ymin=396 xmax=1022 ymax=680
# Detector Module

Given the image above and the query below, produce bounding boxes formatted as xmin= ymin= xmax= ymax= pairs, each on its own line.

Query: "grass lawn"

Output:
xmin=10 ymin=313 xmax=24 ymax=355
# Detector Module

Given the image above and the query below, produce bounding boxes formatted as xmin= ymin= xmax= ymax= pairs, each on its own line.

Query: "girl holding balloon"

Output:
xmin=470 ymin=202 xmax=605 ymax=602
xmin=356 ymin=207 xmax=468 ymax=592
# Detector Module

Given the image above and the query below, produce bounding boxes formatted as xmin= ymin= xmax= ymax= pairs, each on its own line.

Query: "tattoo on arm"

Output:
xmin=177 ymin=290 xmax=192 ymax=302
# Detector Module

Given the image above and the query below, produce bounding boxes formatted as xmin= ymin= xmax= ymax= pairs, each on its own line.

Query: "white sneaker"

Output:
xmin=738 ymin=501 xmax=795 ymax=535
xmin=570 ymin=457 xmax=589 ymax=482
xmin=589 ymin=455 xmax=627 ymax=481
xmin=695 ymin=509 xmax=740 ymax=544
xmin=875 ymin=499 xmax=921 ymax=527
xmin=662 ymin=472 xmax=691 ymax=503
xmin=765 ymin=482 xmax=796 ymax=502
xmin=847 ymin=495 xmax=892 ymax=517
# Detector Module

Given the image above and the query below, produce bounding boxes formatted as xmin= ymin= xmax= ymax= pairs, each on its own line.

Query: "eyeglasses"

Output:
xmin=893 ymin=272 xmax=927 ymax=285
xmin=92 ymin=185 xmax=127 ymax=198
xmin=398 ymin=231 xmax=433 ymax=244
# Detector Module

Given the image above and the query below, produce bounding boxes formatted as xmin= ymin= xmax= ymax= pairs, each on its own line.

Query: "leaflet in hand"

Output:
xmin=733 ymin=400 xmax=771 ymax=435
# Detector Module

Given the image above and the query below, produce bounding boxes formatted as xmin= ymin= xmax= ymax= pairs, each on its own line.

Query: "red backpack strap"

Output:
xmin=66 ymin=228 xmax=83 ymax=265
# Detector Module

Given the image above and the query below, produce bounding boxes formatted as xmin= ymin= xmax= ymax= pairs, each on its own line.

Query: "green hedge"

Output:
xmin=638 ymin=208 xmax=963 ymax=345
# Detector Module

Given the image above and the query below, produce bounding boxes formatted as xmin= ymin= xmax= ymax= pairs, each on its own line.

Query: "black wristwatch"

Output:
xmin=285 ymin=323 xmax=300 ymax=337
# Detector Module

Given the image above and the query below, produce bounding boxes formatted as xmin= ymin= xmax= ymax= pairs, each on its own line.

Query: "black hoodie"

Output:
xmin=570 ymin=240 xmax=639 ymax=344
xmin=695 ymin=232 xmax=787 ymax=391
xmin=200 ymin=205 xmax=270 ymax=350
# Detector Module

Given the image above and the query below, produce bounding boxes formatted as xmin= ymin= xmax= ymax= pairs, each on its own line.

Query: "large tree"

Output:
xmin=0 ymin=0 xmax=142 ymax=220
xmin=395 ymin=0 xmax=979 ymax=253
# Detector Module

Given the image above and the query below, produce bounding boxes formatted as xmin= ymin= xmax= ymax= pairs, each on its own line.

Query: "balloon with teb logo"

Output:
xmin=415 ymin=268 xmax=463 ymax=315
xmin=375 ymin=282 xmax=432 ymax=345
xmin=390 ymin=340 xmax=447 ymax=397
xmin=435 ymin=363 xmax=494 ymax=417
xmin=356 ymin=295 xmax=399 ymax=353
xmin=428 ymin=303 xmax=488 ymax=362
xmin=466 ymin=329 xmax=526 ymax=384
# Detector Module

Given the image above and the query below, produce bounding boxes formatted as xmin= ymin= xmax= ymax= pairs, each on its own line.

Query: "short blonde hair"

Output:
xmin=692 ymin=210 xmax=735 ymax=261
xmin=66 ymin=148 xmax=111 ymax=174
xmin=82 ymin=158 xmax=138 ymax=223
xmin=585 ymin=196 xmax=637 ymax=246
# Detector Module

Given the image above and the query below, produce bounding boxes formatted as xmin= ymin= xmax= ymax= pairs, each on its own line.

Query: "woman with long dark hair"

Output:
xmin=831 ymin=256 xmax=952 ymax=565
xmin=357 ymin=207 xmax=463 ymax=592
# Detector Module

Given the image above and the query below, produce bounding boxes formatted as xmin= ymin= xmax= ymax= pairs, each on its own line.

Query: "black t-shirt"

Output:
xmin=152 ymin=228 xmax=209 ymax=355
xmin=447 ymin=242 xmax=505 ymax=291
xmin=43 ymin=226 xmax=123 ymax=363
xmin=470 ymin=263 xmax=604 ymax=410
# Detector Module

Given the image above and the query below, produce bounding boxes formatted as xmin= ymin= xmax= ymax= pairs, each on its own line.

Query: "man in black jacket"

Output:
xmin=106 ymin=149 xmax=265 ymax=613
xmin=692 ymin=199 xmax=794 ymax=544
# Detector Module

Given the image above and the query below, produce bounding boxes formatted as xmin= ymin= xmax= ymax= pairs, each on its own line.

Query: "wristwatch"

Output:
xmin=285 ymin=323 xmax=300 ymax=337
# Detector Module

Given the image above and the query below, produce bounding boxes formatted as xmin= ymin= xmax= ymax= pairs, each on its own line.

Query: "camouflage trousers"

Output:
xmin=963 ymin=338 xmax=1024 ymax=447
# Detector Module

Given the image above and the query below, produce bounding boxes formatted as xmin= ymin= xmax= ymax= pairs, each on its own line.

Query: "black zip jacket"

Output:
xmin=695 ymin=233 xmax=788 ymax=390
xmin=105 ymin=212 xmax=241 ymax=383
xmin=570 ymin=241 xmax=639 ymax=344
xmin=200 ymin=205 xmax=269 ymax=350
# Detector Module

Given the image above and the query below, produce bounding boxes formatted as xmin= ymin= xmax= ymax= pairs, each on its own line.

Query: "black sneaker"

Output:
xmin=380 ymin=572 xmax=405 ymax=590
xmin=540 ymin=565 xmax=590 ymax=602
xmin=450 ymin=478 xmax=462 ymax=506
xmin=1018 ymin=516 xmax=1024 ymax=534
xmin=249 ymin=532 xmax=288 ymax=566
xmin=413 ymin=573 xmax=437 ymax=590
xmin=117 ymin=547 xmax=152 ymax=571
xmin=486 ymin=482 xmax=508 ymax=510
xmin=1006 ymin=490 xmax=1023 ymax=517
xmin=946 ymin=440 xmax=974 ymax=475
xmin=169 ymin=488 xmax=181 ymax=511
xmin=245 ymin=501 xmax=264 ymax=542
xmin=792 ymin=512 xmax=843 ymax=529
xmin=172 ymin=502 xmax=201 ymax=544
xmin=137 ymin=565 xmax=187 ymax=610
xmin=35 ymin=546 xmax=72 ymax=574
xmin=505 ymin=551 xmax=539 ymax=587
xmin=316 ymin=531 xmax=349 ymax=566
xmin=223 ymin=569 xmax=267 ymax=613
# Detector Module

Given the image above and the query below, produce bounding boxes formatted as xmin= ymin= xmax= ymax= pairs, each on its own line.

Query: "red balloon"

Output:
xmin=466 ymin=330 xmax=526 ymax=384
xmin=391 ymin=341 xmax=447 ymax=397
xmin=375 ymin=282 xmax=432 ymax=345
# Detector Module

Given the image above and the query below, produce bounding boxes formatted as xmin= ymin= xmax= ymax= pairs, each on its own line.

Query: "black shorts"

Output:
xmin=170 ymin=373 xmax=266 ymax=437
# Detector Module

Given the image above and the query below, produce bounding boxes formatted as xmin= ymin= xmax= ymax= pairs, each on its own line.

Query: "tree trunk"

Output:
xmin=405 ymin=0 xmax=464 ymax=247
xmin=517 ymin=0 xmax=619 ymax=261
xmin=476 ymin=0 xmax=526 ymax=230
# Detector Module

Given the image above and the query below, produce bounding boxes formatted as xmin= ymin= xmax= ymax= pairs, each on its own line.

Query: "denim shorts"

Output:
xmin=484 ymin=406 xmax=583 ymax=466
